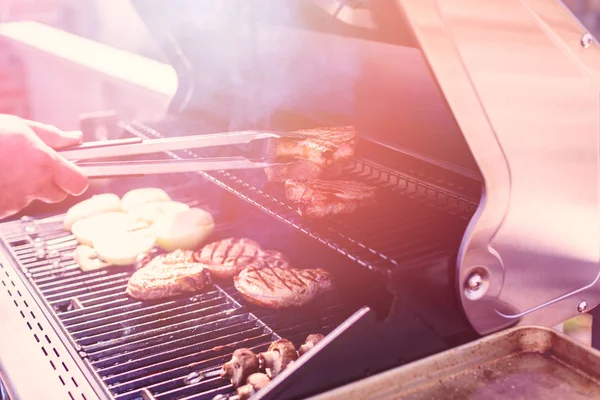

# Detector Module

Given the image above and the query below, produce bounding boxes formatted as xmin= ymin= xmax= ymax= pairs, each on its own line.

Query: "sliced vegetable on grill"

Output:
xmin=299 ymin=333 xmax=325 ymax=356
xmin=64 ymin=193 xmax=121 ymax=230
xmin=121 ymin=187 xmax=171 ymax=212
xmin=127 ymin=200 xmax=189 ymax=224
xmin=73 ymin=244 xmax=112 ymax=271
xmin=259 ymin=339 xmax=298 ymax=379
xmin=93 ymin=227 xmax=156 ymax=266
xmin=152 ymin=207 xmax=215 ymax=252
xmin=221 ymin=348 xmax=261 ymax=388
xmin=237 ymin=373 xmax=271 ymax=400
xmin=71 ymin=212 xmax=144 ymax=246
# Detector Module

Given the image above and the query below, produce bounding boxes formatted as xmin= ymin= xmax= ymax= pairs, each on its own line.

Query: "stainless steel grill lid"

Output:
xmin=130 ymin=0 xmax=600 ymax=335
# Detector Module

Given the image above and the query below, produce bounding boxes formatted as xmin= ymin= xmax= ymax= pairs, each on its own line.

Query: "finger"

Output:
xmin=51 ymin=155 xmax=89 ymax=196
xmin=24 ymin=120 xmax=83 ymax=149
xmin=36 ymin=182 xmax=69 ymax=204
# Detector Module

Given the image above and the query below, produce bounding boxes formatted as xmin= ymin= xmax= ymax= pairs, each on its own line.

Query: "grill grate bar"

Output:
xmin=110 ymin=343 xmax=271 ymax=398
xmin=87 ymin=314 xmax=255 ymax=361
xmin=82 ymin=308 xmax=248 ymax=354
xmin=44 ymin=278 xmax=130 ymax=302
xmin=92 ymin=325 xmax=266 ymax=370
xmin=102 ymin=334 xmax=273 ymax=385
xmin=61 ymin=290 xmax=221 ymax=326
xmin=75 ymin=301 xmax=238 ymax=343
xmin=66 ymin=293 xmax=226 ymax=332
xmin=39 ymin=272 xmax=131 ymax=294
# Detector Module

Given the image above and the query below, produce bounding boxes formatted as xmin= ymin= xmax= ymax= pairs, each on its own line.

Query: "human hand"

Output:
xmin=0 ymin=114 xmax=89 ymax=220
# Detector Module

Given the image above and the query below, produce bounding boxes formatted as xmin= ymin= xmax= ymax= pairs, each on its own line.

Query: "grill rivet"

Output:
xmin=464 ymin=268 xmax=490 ymax=301
xmin=582 ymin=33 xmax=593 ymax=48
xmin=578 ymin=301 xmax=588 ymax=313
xmin=466 ymin=273 xmax=483 ymax=292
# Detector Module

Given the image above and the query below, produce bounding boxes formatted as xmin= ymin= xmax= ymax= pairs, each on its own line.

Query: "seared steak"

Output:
xmin=265 ymin=126 xmax=356 ymax=182
xmin=285 ymin=179 xmax=377 ymax=218
xmin=194 ymin=238 xmax=289 ymax=279
xmin=126 ymin=250 xmax=211 ymax=300
xmin=234 ymin=266 xmax=333 ymax=308
xmin=265 ymin=161 xmax=346 ymax=182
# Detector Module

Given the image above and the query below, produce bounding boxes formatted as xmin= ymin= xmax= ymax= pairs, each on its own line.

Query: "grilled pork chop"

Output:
xmin=193 ymin=238 xmax=289 ymax=279
xmin=285 ymin=179 xmax=377 ymax=218
xmin=126 ymin=250 xmax=211 ymax=300
xmin=234 ymin=266 xmax=333 ymax=309
xmin=265 ymin=126 xmax=357 ymax=182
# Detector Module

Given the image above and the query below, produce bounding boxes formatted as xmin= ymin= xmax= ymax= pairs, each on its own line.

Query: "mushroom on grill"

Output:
xmin=237 ymin=373 xmax=271 ymax=400
xmin=299 ymin=333 xmax=325 ymax=356
xmin=220 ymin=348 xmax=261 ymax=388
xmin=259 ymin=339 xmax=298 ymax=379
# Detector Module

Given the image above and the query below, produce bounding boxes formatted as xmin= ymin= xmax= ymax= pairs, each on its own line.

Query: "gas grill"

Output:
xmin=1 ymin=1 xmax=599 ymax=400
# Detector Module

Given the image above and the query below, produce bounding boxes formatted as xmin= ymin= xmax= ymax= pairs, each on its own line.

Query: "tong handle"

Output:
xmin=58 ymin=131 xmax=280 ymax=162
xmin=75 ymin=157 xmax=283 ymax=178
xmin=60 ymin=137 xmax=143 ymax=157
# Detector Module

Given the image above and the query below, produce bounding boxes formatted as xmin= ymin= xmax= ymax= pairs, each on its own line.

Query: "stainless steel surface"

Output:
xmin=399 ymin=0 xmax=600 ymax=334
xmin=0 ymin=242 xmax=100 ymax=400
xmin=310 ymin=326 xmax=600 ymax=400
xmin=59 ymin=130 xmax=282 ymax=161
xmin=578 ymin=300 xmax=589 ymax=313
xmin=75 ymin=157 xmax=286 ymax=178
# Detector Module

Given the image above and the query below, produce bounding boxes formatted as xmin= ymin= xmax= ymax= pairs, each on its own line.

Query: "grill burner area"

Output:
xmin=0 ymin=120 xmax=479 ymax=400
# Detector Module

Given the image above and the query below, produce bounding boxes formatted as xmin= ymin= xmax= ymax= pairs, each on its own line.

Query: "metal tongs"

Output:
xmin=59 ymin=130 xmax=304 ymax=178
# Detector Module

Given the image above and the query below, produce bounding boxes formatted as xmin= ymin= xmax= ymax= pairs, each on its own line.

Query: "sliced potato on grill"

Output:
xmin=93 ymin=227 xmax=156 ymax=266
xmin=64 ymin=193 xmax=121 ymax=231
xmin=127 ymin=201 xmax=190 ymax=224
xmin=71 ymin=212 xmax=144 ymax=246
xmin=121 ymin=188 xmax=171 ymax=212
xmin=152 ymin=208 xmax=215 ymax=252
xmin=74 ymin=245 xmax=112 ymax=271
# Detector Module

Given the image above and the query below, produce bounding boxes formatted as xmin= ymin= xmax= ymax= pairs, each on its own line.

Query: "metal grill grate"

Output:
xmin=0 ymin=181 xmax=353 ymax=400
xmin=129 ymin=120 xmax=477 ymax=273
xmin=0 ymin=120 xmax=479 ymax=400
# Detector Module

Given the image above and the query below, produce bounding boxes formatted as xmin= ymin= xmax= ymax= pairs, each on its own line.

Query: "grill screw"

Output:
xmin=463 ymin=269 xmax=490 ymax=301
xmin=578 ymin=301 xmax=588 ymax=313
xmin=466 ymin=273 xmax=483 ymax=292
xmin=581 ymin=33 xmax=593 ymax=48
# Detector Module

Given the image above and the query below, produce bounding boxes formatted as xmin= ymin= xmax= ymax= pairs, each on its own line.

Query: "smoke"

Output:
xmin=167 ymin=0 xmax=361 ymax=129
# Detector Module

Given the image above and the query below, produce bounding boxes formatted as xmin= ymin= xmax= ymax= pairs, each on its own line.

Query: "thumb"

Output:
xmin=52 ymin=154 xmax=89 ymax=196
xmin=25 ymin=120 xmax=83 ymax=149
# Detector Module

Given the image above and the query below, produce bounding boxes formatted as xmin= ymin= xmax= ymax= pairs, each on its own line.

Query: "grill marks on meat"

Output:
xmin=274 ymin=126 xmax=357 ymax=167
xmin=126 ymin=250 xmax=211 ymax=300
xmin=193 ymin=238 xmax=289 ymax=279
xmin=234 ymin=266 xmax=333 ymax=308
xmin=285 ymin=179 xmax=377 ymax=218
xmin=266 ymin=126 xmax=357 ymax=182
